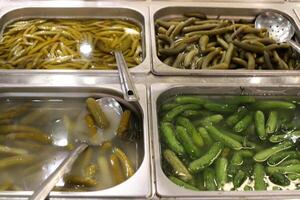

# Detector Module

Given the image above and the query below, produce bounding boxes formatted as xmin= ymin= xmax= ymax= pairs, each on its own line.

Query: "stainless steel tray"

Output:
xmin=0 ymin=1 xmax=151 ymax=74
xmin=150 ymin=83 xmax=300 ymax=199
xmin=150 ymin=2 xmax=300 ymax=76
xmin=0 ymin=83 xmax=152 ymax=199
xmin=151 ymin=0 xmax=284 ymax=2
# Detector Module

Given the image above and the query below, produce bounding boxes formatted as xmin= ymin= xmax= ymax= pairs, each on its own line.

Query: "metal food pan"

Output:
xmin=151 ymin=0 xmax=284 ymax=2
xmin=150 ymin=3 xmax=300 ymax=76
xmin=0 ymin=84 xmax=152 ymax=199
xmin=151 ymin=83 xmax=300 ymax=199
xmin=0 ymin=1 xmax=151 ymax=74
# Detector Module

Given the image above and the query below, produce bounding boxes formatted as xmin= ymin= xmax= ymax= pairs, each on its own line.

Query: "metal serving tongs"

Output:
xmin=29 ymin=144 xmax=88 ymax=200
xmin=114 ymin=51 xmax=139 ymax=102
xmin=255 ymin=11 xmax=300 ymax=54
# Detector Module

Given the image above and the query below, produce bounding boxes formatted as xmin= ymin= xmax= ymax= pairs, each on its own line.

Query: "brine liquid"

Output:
xmin=0 ymin=97 xmax=141 ymax=191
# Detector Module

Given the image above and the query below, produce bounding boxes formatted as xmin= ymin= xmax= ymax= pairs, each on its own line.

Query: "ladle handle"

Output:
xmin=288 ymin=40 xmax=300 ymax=55
xmin=29 ymin=143 xmax=88 ymax=200
xmin=114 ymin=51 xmax=139 ymax=102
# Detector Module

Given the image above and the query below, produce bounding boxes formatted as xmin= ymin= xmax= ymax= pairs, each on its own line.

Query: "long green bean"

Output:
xmin=0 ymin=19 xmax=142 ymax=69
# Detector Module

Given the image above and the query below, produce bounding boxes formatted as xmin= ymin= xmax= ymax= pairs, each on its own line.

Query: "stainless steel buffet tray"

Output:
xmin=150 ymin=2 xmax=300 ymax=76
xmin=0 ymin=83 xmax=152 ymax=200
xmin=152 ymin=0 xmax=284 ymax=2
xmin=0 ymin=1 xmax=151 ymax=74
xmin=150 ymin=83 xmax=300 ymax=199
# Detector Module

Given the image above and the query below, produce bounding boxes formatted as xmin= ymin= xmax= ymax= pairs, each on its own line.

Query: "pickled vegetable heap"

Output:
xmin=156 ymin=14 xmax=300 ymax=70
xmin=159 ymin=95 xmax=300 ymax=191
xmin=0 ymin=19 xmax=142 ymax=69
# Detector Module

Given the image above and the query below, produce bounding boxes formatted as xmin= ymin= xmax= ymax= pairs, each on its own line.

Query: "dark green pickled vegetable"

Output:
xmin=160 ymin=122 xmax=185 ymax=155
xmin=269 ymin=173 xmax=290 ymax=186
xmin=195 ymin=114 xmax=223 ymax=127
xmin=198 ymin=127 xmax=213 ymax=146
xmin=254 ymin=141 xmax=294 ymax=162
xmin=233 ymin=113 xmax=253 ymax=133
xmin=233 ymin=170 xmax=246 ymax=188
xmin=206 ymin=126 xmax=242 ymax=150
xmin=253 ymin=101 xmax=296 ymax=110
xmin=254 ymin=110 xmax=266 ymax=140
xmin=268 ymin=151 xmax=300 ymax=166
xmin=226 ymin=106 xmax=248 ymax=127
xmin=203 ymin=168 xmax=217 ymax=191
xmin=163 ymin=149 xmax=192 ymax=182
xmin=161 ymin=103 xmax=180 ymax=112
xmin=163 ymin=104 xmax=202 ymax=122
xmin=159 ymin=95 xmax=300 ymax=191
xmin=269 ymin=131 xmax=300 ymax=143
xmin=169 ymin=176 xmax=199 ymax=191
xmin=279 ymin=159 xmax=300 ymax=166
xmin=181 ymin=110 xmax=204 ymax=118
xmin=231 ymin=150 xmax=254 ymax=166
xmin=254 ymin=163 xmax=266 ymax=190
xmin=189 ymin=142 xmax=223 ymax=173
xmin=175 ymin=126 xmax=201 ymax=159
xmin=266 ymin=111 xmax=278 ymax=135
xmin=175 ymin=96 xmax=206 ymax=105
xmin=215 ymin=157 xmax=228 ymax=187
xmin=176 ymin=117 xmax=204 ymax=147
xmin=267 ymin=164 xmax=300 ymax=174
xmin=204 ymin=102 xmax=237 ymax=113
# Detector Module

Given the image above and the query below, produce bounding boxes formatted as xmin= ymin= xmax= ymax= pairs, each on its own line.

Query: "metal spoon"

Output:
xmin=30 ymin=97 xmax=123 ymax=200
xmin=255 ymin=11 xmax=300 ymax=54
xmin=114 ymin=51 xmax=139 ymax=102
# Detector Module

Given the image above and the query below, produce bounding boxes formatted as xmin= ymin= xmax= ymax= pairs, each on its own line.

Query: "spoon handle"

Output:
xmin=30 ymin=143 xmax=88 ymax=200
xmin=288 ymin=40 xmax=300 ymax=55
xmin=114 ymin=51 xmax=139 ymax=102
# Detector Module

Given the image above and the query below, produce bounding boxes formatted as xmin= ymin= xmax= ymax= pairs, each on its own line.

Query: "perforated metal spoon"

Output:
xmin=255 ymin=11 xmax=300 ymax=54
xmin=30 ymin=97 xmax=123 ymax=200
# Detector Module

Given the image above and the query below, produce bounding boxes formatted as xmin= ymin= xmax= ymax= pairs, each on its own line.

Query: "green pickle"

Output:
xmin=159 ymin=94 xmax=300 ymax=191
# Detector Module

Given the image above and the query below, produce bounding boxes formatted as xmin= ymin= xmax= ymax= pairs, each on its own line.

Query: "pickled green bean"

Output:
xmin=232 ymin=40 xmax=264 ymax=53
xmin=202 ymin=48 xmax=221 ymax=69
xmin=0 ymin=155 xmax=35 ymax=170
